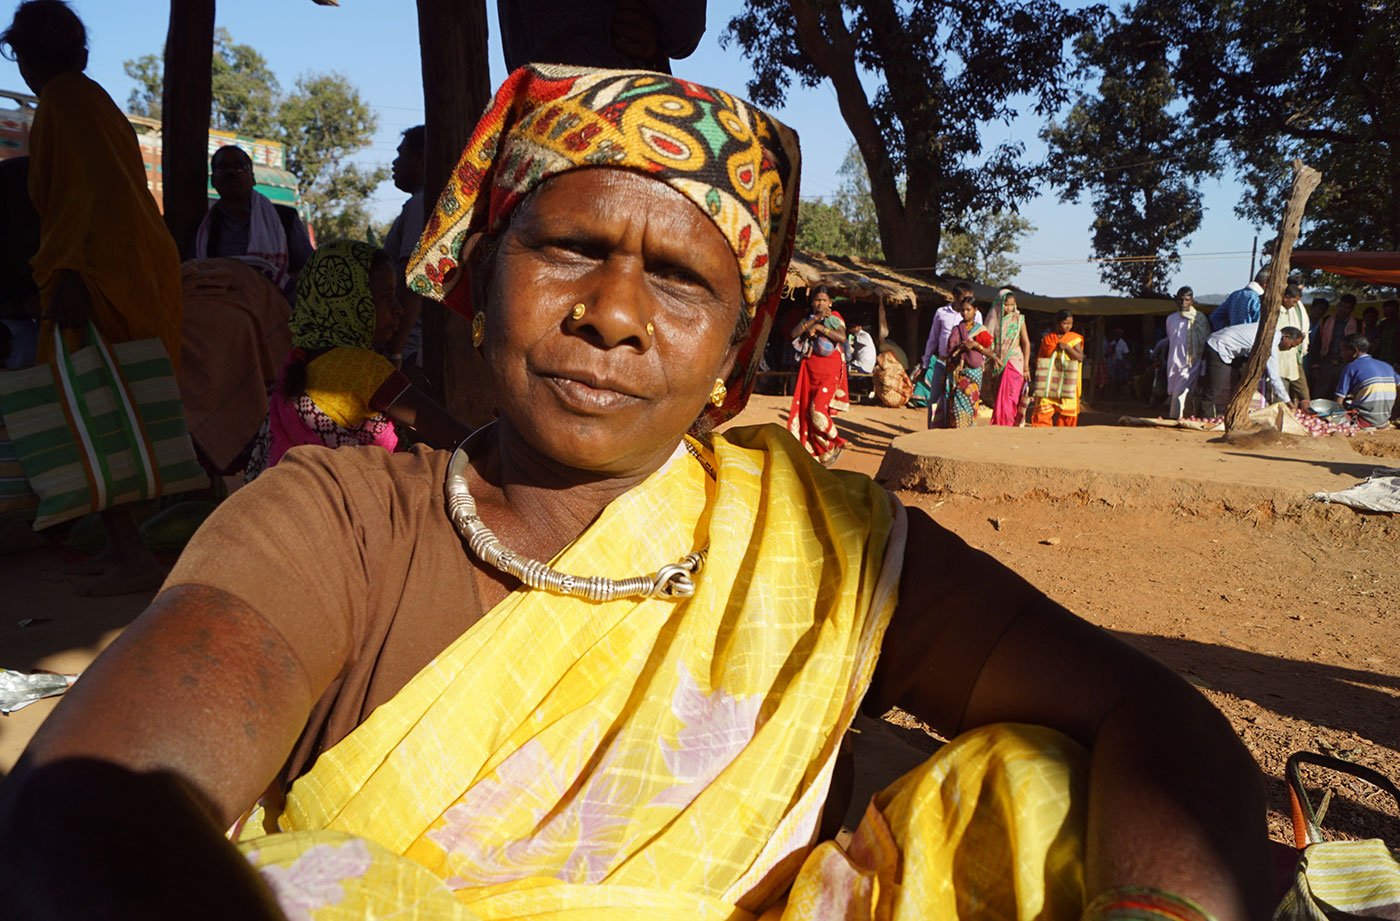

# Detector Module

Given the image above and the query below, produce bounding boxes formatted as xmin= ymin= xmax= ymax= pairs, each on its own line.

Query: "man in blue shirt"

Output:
xmin=1335 ymin=334 xmax=1400 ymax=427
xmin=1198 ymin=322 xmax=1304 ymax=418
xmin=1209 ymin=267 xmax=1270 ymax=331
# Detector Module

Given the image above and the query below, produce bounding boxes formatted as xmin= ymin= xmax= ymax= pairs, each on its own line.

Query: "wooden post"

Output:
xmin=1224 ymin=161 xmax=1322 ymax=432
xmin=160 ymin=0 xmax=215 ymax=257
xmin=1088 ymin=315 xmax=1106 ymax=400
xmin=416 ymin=0 xmax=493 ymax=428
xmin=903 ymin=306 xmax=920 ymax=367
xmin=875 ymin=295 xmax=888 ymax=351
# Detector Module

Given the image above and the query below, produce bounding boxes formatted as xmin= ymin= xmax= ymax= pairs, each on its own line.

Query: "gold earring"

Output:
xmin=471 ymin=312 xmax=486 ymax=348
xmin=709 ymin=378 xmax=727 ymax=407
xmin=645 ymin=321 xmax=655 ymax=338
xmin=570 ymin=302 xmax=586 ymax=320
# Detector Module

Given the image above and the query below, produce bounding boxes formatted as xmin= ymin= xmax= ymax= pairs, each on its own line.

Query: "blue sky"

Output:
xmin=0 ymin=0 xmax=1263 ymax=297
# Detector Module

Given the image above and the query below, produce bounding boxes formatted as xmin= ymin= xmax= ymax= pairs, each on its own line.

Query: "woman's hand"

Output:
xmin=43 ymin=270 xmax=91 ymax=329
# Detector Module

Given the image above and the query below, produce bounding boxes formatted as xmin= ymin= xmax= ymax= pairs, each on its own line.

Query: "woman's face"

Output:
xmin=1058 ymin=314 xmax=1074 ymax=334
xmin=481 ymin=168 xmax=744 ymax=476
xmin=369 ymin=259 xmax=401 ymax=347
xmin=811 ymin=291 xmax=832 ymax=313
xmin=1003 ymin=296 xmax=1017 ymax=313
xmin=960 ymin=300 xmax=976 ymax=322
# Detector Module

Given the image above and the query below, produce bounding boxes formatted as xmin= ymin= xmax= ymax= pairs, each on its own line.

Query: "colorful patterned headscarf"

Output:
xmin=406 ymin=64 xmax=801 ymax=430
xmin=291 ymin=240 xmax=380 ymax=351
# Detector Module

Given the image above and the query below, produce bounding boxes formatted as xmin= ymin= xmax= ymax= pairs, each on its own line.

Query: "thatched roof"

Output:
xmin=786 ymin=251 xmax=954 ymax=309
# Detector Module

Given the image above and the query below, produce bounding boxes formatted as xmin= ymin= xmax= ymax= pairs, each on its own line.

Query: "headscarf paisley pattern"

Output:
xmin=406 ymin=64 xmax=801 ymax=430
xmin=291 ymin=240 xmax=380 ymax=351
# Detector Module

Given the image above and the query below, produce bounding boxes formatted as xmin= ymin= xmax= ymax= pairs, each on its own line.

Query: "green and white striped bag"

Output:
xmin=0 ymin=412 xmax=40 ymax=521
xmin=0 ymin=325 xmax=208 ymax=530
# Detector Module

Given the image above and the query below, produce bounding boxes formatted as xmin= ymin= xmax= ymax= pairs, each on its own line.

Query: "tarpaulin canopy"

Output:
xmin=1290 ymin=251 xmax=1400 ymax=286
xmin=965 ymin=281 xmax=1179 ymax=316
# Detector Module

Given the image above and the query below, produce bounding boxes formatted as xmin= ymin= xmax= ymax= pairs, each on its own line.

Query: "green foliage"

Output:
xmin=1171 ymin=0 xmax=1400 ymax=252
xmin=939 ymin=211 xmax=1035 ymax=288
xmin=121 ymin=32 xmax=384 ymax=241
xmin=725 ymin=0 xmax=1099 ymax=268
xmin=796 ymin=146 xmax=885 ymax=259
xmin=1042 ymin=5 xmax=1217 ymax=295
xmin=124 ymin=29 xmax=279 ymax=135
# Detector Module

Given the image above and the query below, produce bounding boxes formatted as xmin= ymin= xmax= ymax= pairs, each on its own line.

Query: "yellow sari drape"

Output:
xmin=234 ymin=424 xmax=1089 ymax=920
xmin=29 ymin=73 xmax=182 ymax=369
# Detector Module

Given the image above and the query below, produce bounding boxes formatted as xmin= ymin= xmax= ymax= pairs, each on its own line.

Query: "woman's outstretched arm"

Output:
xmin=0 ymin=585 xmax=319 ymax=919
xmin=869 ymin=507 xmax=1271 ymax=920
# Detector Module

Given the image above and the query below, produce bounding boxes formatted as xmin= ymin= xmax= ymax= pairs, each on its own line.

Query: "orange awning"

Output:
xmin=1290 ymin=251 xmax=1400 ymax=286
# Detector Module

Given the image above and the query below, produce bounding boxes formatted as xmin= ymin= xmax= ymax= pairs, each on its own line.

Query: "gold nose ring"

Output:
xmin=571 ymin=303 xmax=586 ymax=320
xmin=645 ymin=322 xmax=655 ymax=337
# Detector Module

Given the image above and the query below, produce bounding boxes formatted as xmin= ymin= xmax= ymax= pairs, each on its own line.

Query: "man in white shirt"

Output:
xmin=848 ymin=323 xmax=876 ymax=374
xmin=1275 ymin=284 xmax=1310 ymax=403
xmin=383 ymin=126 xmax=426 ymax=368
xmin=1199 ymin=322 xmax=1304 ymax=418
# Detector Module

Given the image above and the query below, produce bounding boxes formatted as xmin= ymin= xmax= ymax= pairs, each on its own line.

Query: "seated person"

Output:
xmin=243 ymin=240 xmax=470 ymax=481
xmin=193 ymin=145 xmax=314 ymax=301
xmin=1334 ymin=333 xmax=1400 ymax=427
xmin=848 ymin=322 xmax=876 ymax=374
xmin=0 ymin=67 xmax=1271 ymax=921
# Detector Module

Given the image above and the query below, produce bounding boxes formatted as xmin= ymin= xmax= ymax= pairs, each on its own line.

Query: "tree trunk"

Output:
xmin=160 ymin=0 xmax=215 ymax=258
xmin=416 ymin=0 xmax=494 ymax=430
xmin=1223 ymin=160 xmax=1322 ymax=433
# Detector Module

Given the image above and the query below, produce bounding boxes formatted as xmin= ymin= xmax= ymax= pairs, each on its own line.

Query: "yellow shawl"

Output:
xmin=29 ymin=73 xmax=182 ymax=369
xmin=236 ymin=423 xmax=904 ymax=919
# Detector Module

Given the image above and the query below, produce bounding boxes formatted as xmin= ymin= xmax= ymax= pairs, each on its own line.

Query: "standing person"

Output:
xmin=1030 ymin=309 xmax=1085 ymax=427
xmin=847 ymin=322 xmax=876 ymax=373
xmin=243 ymin=241 xmax=469 ymax=482
xmin=1275 ymin=284 xmax=1311 ymax=404
xmin=3 ymin=0 xmax=183 ymax=595
xmin=1373 ymin=299 xmax=1399 ymax=364
xmin=1198 ymin=322 xmax=1304 ymax=418
xmin=941 ymin=295 xmax=994 ymax=427
xmin=1102 ymin=326 xmax=1131 ymax=397
xmin=917 ymin=282 xmax=982 ymax=427
xmin=786 ymin=286 xmax=849 ymax=465
xmin=1163 ymin=286 xmax=1212 ymax=419
xmin=1333 ymin=334 xmax=1400 ymax=427
xmin=1210 ymin=266 xmax=1269 ymax=330
xmin=988 ymin=290 xmax=1031 ymax=426
xmin=382 ymin=125 xmax=427 ymax=370
xmin=193 ymin=145 xmax=315 ymax=302
xmin=1314 ymin=294 xmax=1360 ymax=399
xmin=1361 ymin=306 xmax=1380 ymax=340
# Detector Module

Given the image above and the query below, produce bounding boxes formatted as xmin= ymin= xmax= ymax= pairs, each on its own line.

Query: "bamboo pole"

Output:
xmin=415 ymin=0 xmax=493 ymax=429
xmin=160 ymin=0 xmax=215 ymax=258
xmin=1223 ymin=160 xmax=1322 ymax=432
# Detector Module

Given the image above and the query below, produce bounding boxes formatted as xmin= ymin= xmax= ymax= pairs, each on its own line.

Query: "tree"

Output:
xmin=1172 ymin=0 xmax=1400 ymax=251
xmin=277 ymin=73 xmax=388 ymax=239
xmin=125 ymin=28 xmax=279 ymax=136
xmin=797 ymin=146 xmax=884 ymax=259
xmin=1042 ymin=5 xmax=1217 ymax=295
xmin=724 ymin=0 xmax=1098 ymax=269
xmin=123 ymin=34 xmax=385 ymax=242
xmin=939 ymin=211 xmax=1035 ymax=287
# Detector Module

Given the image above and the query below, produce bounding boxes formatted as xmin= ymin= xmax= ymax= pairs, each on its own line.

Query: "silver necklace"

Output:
xmin=444 ymin=424 xmax=708 ymax=601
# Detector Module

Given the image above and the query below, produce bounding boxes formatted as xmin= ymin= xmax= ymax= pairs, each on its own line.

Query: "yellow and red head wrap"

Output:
xmin=407 ymin=64 xmax=801 ymax=429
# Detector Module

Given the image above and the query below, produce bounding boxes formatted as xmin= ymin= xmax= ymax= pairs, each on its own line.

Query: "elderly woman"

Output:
xmin=0 ymin=67 xmax=1268 ymax=920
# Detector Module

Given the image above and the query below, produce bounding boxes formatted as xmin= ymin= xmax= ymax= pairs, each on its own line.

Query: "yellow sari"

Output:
xmin=235 ymin=424 xmax=1088 ymax=919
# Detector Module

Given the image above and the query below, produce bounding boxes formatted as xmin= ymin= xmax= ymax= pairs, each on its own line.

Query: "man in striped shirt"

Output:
xmin=1335 ymin=334 xmax=1400 ymax=427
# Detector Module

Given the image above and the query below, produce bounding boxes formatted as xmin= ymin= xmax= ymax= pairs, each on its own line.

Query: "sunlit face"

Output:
xmin=1003 ymin=296 xmax=1017 ymax=313
xmin=811 ymin=291 xmax=832 ymax=312
xmin=1283 ymin=294 xmax=1300 ymax=309
xmin=960 ymin=301 xmax=977 ymax=322
xmin=480 ymin=169 xmax=743 ymax=476
xmin=370 ymin=259 xmax=401 ymax=347
xmin=1058 ymin=314 xmax=1074 ymax=334
xmin=1177 ymin=292 xmax=1195 ymax=311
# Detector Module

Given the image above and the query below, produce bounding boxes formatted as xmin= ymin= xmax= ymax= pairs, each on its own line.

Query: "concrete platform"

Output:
xmin=875 ymin=424 xmax=1389 ymax=515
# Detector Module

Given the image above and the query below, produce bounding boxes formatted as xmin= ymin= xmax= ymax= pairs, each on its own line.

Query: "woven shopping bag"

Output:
xmin=1274 ymin=752 xmax=1400 ymax=920
xmin=0 ymin=325 xmax=208 ymax=530
xmin=1033 ymin=350 xmax=1080 ymax=402
xmin=0 ymin=411 xmax=40 ymax=520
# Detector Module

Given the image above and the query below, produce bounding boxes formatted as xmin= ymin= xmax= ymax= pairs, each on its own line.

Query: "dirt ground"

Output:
xmin=3 ymin=393 xmax=1398 ymax=849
